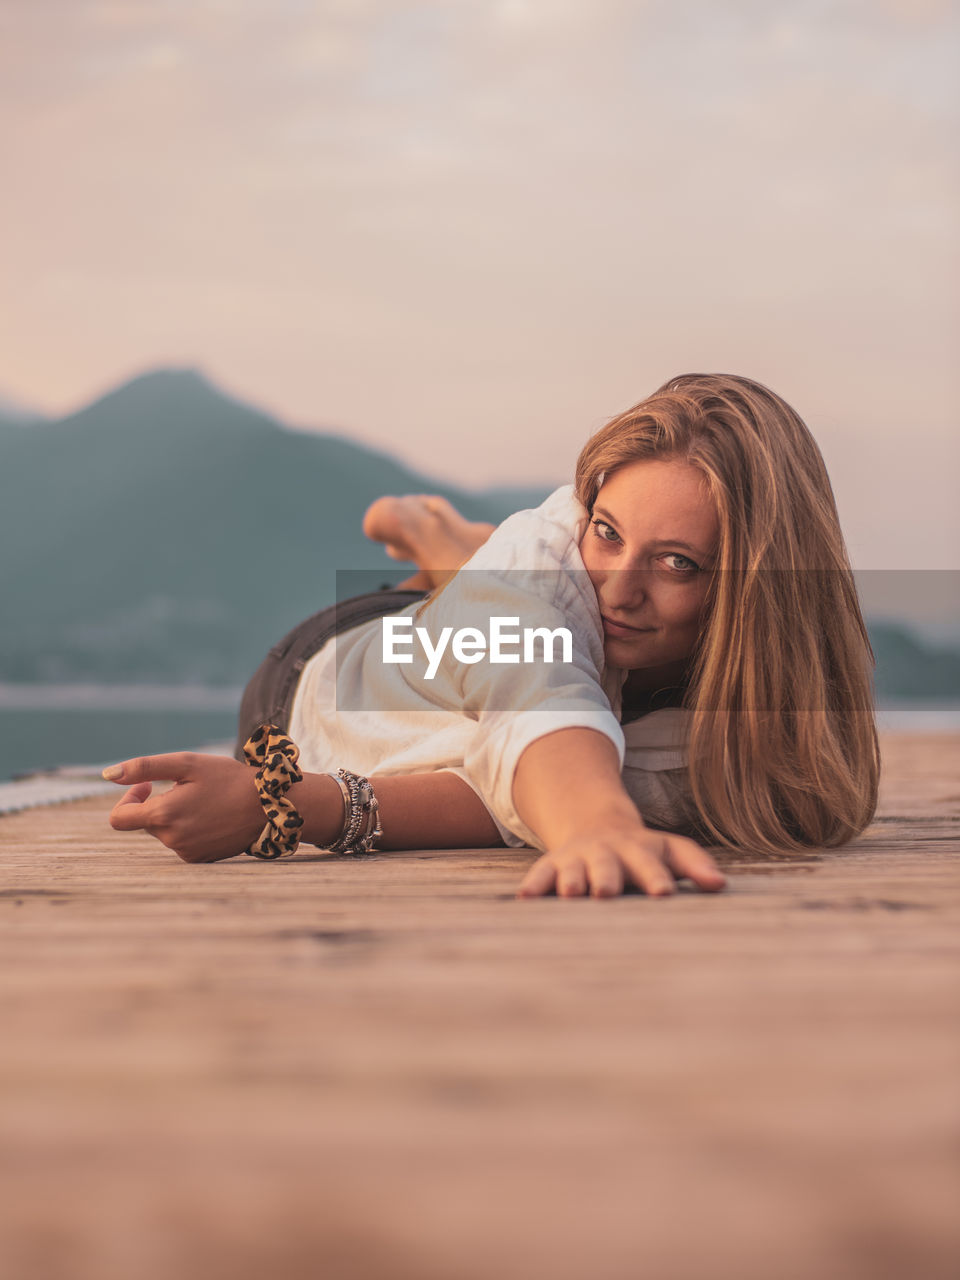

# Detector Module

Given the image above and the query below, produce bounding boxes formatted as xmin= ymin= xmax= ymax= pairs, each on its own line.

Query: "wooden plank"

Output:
xmin=0 ymin=732 xmax=958 ymax=1280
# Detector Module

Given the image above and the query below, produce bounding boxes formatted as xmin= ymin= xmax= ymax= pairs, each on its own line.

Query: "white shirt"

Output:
xmin=289 ymin=484 xmax=694 ymax=849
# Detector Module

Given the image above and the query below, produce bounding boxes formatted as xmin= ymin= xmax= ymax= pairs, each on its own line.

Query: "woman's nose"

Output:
xmin=601 ymin=568 xmax=649 ymax=611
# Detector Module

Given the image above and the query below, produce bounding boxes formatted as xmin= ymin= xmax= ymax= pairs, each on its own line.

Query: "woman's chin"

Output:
xmin=603 ymin=634 xmax=654 ymax=665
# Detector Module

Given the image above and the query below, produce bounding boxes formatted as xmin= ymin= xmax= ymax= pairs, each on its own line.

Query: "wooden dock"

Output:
xmin=1 ymin=732 xmax=958 ymax=1280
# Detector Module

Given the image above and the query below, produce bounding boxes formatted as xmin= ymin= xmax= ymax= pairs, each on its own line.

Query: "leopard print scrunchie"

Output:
xmin=242 ymin=723 xmax=305 ymax=859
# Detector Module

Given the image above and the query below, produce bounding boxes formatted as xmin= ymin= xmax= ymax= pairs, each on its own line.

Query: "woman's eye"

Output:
xmin=591 ymin=520 xmax=700 ymax=571
xmin=591 ymin=518 xmax=620 ymax=544
xmin=663 ymin=553 xmax=700 ymax=573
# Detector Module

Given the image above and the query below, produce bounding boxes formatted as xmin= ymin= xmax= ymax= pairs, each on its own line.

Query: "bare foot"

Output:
xmin=362 ymin=494 xmax=496 ymax=589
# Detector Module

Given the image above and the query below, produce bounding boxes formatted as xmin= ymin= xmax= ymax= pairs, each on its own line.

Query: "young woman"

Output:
xmin=104 ymin=373 xmax=881 ymax=898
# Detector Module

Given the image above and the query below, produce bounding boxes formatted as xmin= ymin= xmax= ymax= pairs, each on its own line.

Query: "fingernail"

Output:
xmin=101 ymin=764 xmax=124 ymax=781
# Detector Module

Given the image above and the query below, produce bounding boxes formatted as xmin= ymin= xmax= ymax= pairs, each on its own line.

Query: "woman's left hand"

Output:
xmin=516 ymin=823 xmax=726 ymax=899
xmin=105 ymin=752 xmax=265 ymax=863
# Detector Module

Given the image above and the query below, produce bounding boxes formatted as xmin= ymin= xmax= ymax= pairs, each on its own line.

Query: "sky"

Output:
xmin=2 ymin=0 xmax=958 ymax=584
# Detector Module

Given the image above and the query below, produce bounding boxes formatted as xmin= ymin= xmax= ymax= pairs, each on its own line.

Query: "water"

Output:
xmin=875 ymin=704 xmax=960 ymax=732
xmin=1 ymin=686 xmax=958 ymax=783
xmin=0 ymin=686 xmax=241 ymax=781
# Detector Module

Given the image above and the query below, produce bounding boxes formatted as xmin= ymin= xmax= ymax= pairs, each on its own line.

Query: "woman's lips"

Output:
xmin=602 ymin=615 xmax=653 ymax=636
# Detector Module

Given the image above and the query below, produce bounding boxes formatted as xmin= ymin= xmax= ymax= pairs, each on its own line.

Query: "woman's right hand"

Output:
xmin=516 ymin=823 xmax=726 ymax=898
xmin=104 ymin=751 xmax=270 ymax=863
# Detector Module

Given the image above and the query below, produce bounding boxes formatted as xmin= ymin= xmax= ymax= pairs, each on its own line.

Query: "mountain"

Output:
xmin=869 ymin=622 xmax=960 ymax=701
xmin=0 ymin=368 xmax=553 ymax=683
xmin=0 ymin=388 xmax=49 ymax=428
xmin=0 ymin=366 xmax=956 ymax=696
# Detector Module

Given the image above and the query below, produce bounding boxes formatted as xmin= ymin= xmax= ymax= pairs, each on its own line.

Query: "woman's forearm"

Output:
xmin=291 ymin=769 xmax=504 ymax=851
xmin=511 ymin=727 xmax=643 ymax=849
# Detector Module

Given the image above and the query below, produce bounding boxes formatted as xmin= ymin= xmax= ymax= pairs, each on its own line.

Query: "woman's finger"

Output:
xmin=556 ymin=858 xmax=588 ymax=898
xmin=102 ymin=752 xmax=198 ymax=786
xmin=619 ymin=836 xmax=676 ymax=897
xmin=517 ymin=855 xmax=558 ymax=898
xmin=586 ymin=851 xmax=624 ymax=898
xmin=108 ymin=782 xmax=154 ymax=831
xmin=663 ymin=838 xmax=727 ymax=891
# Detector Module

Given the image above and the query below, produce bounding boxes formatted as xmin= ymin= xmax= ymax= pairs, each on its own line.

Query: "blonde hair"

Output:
xmin=574 ymin=373 xmax=880 ymax=853
xmin=408 ymin=373 xmax=880 ymax=854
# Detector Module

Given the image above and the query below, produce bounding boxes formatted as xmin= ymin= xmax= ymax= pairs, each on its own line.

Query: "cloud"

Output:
xmin=0 ymin=0 xmax=956 ymax=559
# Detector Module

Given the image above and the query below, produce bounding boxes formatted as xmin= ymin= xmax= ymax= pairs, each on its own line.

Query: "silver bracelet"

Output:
xmin=323 ymin=768 xmax=383 ymax=855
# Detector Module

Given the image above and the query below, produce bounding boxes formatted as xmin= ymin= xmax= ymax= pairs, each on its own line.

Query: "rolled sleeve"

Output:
xmin=463 ymin=705 xmax=626 ymax=849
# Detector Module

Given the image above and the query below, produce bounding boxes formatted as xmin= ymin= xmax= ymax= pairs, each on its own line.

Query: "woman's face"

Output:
xmin=578 ymin=458 xmax=720 ymax=687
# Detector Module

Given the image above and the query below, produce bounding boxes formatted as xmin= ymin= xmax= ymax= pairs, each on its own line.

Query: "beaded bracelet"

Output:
xmin=323 ymin=768 xmax=383 ymax=855
xmin=242 ymin=723 xmax=305 ymax=860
